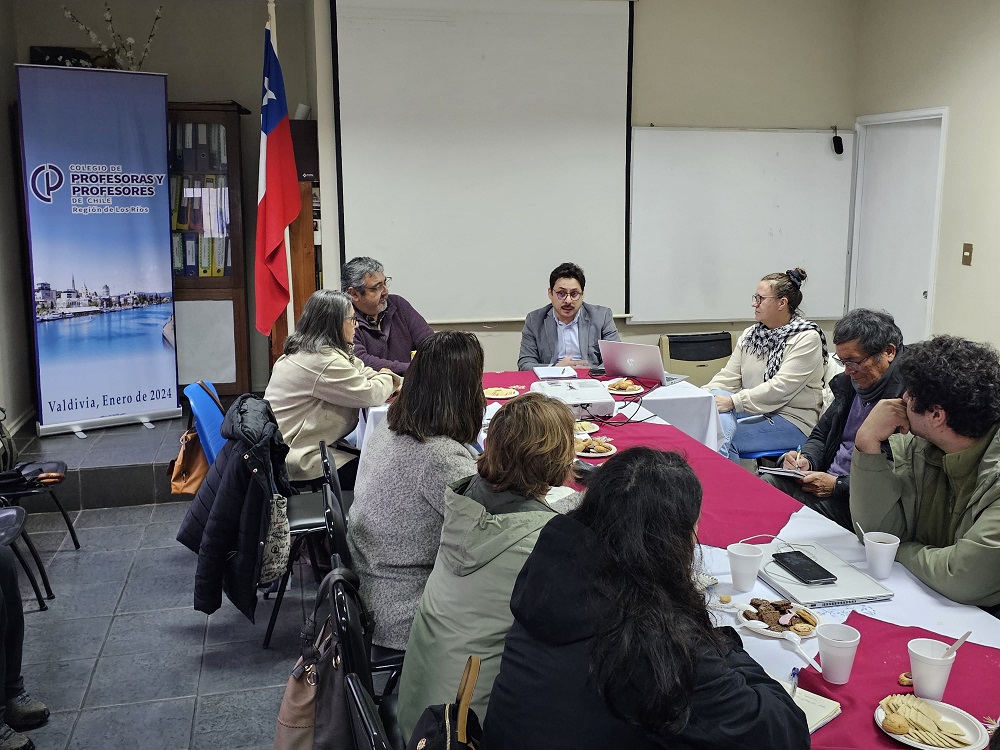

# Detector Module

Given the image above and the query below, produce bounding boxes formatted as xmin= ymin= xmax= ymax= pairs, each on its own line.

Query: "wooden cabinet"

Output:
xmin=167 ymin=101 xmax=250 ymax=396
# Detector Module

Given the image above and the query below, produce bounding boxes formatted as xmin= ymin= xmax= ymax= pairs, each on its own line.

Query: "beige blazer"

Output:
xmin=264 ymin=347 xmax=401 ymax=481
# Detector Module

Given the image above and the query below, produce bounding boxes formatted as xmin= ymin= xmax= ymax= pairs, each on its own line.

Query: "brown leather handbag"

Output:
xmin=168 ymin=429 xmax=209 ymax=495
xmin=168 ymin=381 xmax=223 ymax=495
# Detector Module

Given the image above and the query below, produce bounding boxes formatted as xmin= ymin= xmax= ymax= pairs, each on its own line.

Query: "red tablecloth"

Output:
xmin=799 ymin=612 xmax=1000 ymax=749
xmin=482 ymin=371 xmax=802 ymax=548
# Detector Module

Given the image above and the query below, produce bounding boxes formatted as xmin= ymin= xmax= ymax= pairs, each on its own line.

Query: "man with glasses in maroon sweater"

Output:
xmin=343 ymin=257 xmax=434 ymax=375
xmin=518 ymin=262 xmax=620 ymax=371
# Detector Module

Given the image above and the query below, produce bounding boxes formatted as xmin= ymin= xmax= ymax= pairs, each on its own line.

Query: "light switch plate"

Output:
xmin=962 ymin=243 xmax=973 ymax=266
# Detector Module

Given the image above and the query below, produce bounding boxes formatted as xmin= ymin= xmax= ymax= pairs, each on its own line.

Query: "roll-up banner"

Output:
xmin=17 ymin=66 xmax=181 ymax=436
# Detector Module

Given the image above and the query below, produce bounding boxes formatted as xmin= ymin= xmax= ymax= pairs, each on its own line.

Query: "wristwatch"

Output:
xmin=833 ymin=475 xmax=846 ymax=496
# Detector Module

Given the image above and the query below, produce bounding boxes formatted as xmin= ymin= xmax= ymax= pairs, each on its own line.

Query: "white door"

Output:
xmin=850 ymin=113 xmax=945 ymax=343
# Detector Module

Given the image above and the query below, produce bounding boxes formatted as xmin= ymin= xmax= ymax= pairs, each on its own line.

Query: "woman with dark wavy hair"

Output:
xmin=483 ymin=447 xmax=809 ymax=750
xmin=705 ymin=267 xmax=827 ymax=461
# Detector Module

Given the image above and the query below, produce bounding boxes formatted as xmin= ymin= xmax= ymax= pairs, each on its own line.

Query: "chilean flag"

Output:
xmin=255 ymin=23 xmax=300 ymax=335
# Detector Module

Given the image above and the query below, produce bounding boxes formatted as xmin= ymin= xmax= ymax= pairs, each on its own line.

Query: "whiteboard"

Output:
xmin=336 ymin=0 xmax=629 ymax=322
xmin=629 ymin=128 xmax=854 ymax=324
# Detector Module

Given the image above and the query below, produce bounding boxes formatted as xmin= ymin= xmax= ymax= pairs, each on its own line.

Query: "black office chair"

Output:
xmin=320 ymin=440 xmax=356 ymax=518
xmin=658 ymin=331 xmax=734 ymax=387
xmin=334 ymin=575 xmax=405 ymax=750
xmin=0 ymin=406 xmax=79 ymax=550
xmin=262 ymin=485 xmax=327 ymax=649
xmin=346 ymin=673 xmax=395 ymax=750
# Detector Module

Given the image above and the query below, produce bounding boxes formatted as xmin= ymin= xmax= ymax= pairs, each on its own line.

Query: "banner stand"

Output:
xmin=17 ymin=66 xmax=183 ymax=437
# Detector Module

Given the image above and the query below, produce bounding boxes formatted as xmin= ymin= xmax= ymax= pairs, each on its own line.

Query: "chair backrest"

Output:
xmin=319 ymin=441 xmax=350 ymax=520
xmin=345 ymin=673 xmax=393 ymax=750
xmin=336 ymin=579 xmax=375 ymax=696
xmin=659 ymin=332 xmax=734 ymax=387
xmin=0 ymin=407 xmax=16 ymax=472
xmin=183 ymin=381 xmax=227 ymax=465
xmin=323 ymin=483 xmax=352 ymax=570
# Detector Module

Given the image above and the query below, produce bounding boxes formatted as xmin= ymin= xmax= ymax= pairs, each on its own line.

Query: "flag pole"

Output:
xmin=268 ymin=0 xmax=297 ymax=335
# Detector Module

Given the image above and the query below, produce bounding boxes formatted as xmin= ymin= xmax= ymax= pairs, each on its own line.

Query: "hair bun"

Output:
xmin=786 ymin=267 xmax=807 ymax=288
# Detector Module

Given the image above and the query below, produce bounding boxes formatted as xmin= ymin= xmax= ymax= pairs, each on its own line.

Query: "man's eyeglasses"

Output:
xmin=554 ymin=290 xmax=582 ymax=301
xmin=751 ymin=294 xmax=778 ymax=306
xmin=832 ymin=353 xmax=877 ymax=370
xmin=362 ymin=277 xmax=391 ymax=294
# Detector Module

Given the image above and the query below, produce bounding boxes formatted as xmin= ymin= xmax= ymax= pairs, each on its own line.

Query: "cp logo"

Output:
xmin=30 ymin=164 xmax=65 ymax=203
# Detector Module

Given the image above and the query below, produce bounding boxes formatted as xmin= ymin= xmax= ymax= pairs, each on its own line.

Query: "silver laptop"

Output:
xmin=756 ymin=540 xmax=893 ymax=608
xmin=598 ymin=340 xmax=688 ymax=387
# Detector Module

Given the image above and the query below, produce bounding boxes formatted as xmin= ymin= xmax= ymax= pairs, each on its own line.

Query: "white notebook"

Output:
xmin=757 ymin=540 xmax=894 ymax=608
xmin=773 ymin=678 xmax=842 ymax=733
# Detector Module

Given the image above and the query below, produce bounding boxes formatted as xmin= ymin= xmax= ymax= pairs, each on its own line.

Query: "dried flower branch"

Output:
xmin=61 ymin=3 xmax=162 ymax=71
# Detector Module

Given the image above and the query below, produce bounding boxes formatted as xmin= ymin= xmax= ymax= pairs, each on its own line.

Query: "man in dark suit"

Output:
xmin=517 ymin=262 xmax=620 ymax=371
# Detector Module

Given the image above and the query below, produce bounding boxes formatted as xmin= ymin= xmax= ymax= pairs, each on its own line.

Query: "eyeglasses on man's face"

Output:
xmin=362 ymin=277 xmax=391 ymax=295
xmin=554 ymin=290 xmax=582 ymax=301
xmin=832 ymin=352 xmax=877 ymax=370
xmin=751 ymin=294 xmax=778 ymax=306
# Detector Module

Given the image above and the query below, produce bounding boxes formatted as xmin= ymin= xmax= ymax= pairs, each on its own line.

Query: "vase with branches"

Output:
xmin=61 ymin=3 xmax=163 ymax=72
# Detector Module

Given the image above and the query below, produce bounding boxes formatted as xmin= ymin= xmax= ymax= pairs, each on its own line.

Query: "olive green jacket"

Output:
xmin=849 ymin=425 xmax=1000 ymax=610
xmin=396 ymin=476 xmax=558 ymax=740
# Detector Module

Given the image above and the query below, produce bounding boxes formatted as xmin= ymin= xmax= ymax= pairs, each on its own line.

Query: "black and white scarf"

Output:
xmin=741 ymin=316 xmax=829 ymax=381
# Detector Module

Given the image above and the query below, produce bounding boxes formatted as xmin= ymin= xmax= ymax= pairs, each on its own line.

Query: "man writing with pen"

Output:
xmin=761 ymin=309 xmax=905 ymax=531
xmin=517 ymin=262 xmax=620 ymax=370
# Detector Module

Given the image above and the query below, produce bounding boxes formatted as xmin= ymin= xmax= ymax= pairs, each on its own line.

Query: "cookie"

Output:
xmin=882 ymin=713 xmax=911 ymax=735
xmin=898 ymin=672 xmax=913 ymax=687
xmin=794 ymin=608 xmax=818 ymax=627
xmin=791 ymin=623 xmax=814 ymax=636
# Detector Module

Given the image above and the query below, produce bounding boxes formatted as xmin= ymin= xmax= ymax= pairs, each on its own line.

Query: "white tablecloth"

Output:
xmin=638 ymin=380 xmax=722 ymax=450
xmin=700 ymin=507 xmax=1000 ymax=681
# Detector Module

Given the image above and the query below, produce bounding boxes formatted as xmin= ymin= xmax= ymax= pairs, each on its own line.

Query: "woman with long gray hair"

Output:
xmin=264 ymin=289 xmax=401 ymax=488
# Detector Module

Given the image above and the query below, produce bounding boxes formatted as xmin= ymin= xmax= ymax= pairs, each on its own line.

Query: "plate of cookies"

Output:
xmin=736 ymin=597 xmax=821 ymax=639
xmin=875 ymin=694 xmax=986 ymax=749
xmin=606 ymin=378 xmax=644 ymax=394
xmin=575 ymin=436 xmax=617 ymax=458
xmin=574 ymin=420 xmax=600 ymax=435
xmin=483 ymin=387 xmax=519 ymax=399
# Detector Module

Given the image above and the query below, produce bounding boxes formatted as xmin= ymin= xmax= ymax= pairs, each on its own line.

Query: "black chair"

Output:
xmin=334 ymin=575 xmax=405 ymax=750
xmin=0 ymin=406 xmax=79 ymax=550
xmin=346 ymin=673 xmax=394 ymax=750
xmin=262 ymin=487 xmax=327 ymax=649
xmin=658 ymin=331 xmax=734 ymax=387
xmin=319 ymin=440 xmax=355 ymax=518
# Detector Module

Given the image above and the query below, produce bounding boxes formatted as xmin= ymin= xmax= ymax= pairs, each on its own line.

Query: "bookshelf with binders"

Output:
xmin=168 ymin=101 xmax=251 ymax=396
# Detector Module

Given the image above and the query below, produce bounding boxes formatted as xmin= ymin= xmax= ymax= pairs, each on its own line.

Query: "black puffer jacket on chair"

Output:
xmin=177 ymin=394 xmax=292 ymax=622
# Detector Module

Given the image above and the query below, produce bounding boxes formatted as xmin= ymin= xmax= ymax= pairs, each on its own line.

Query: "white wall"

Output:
xmin=435 ymin=0 xmax=863 ymax=370
xmin=0 ymin=0 xmax=35 ymax=429
xmin=855 ymin=0 xmax=1000 ymax=346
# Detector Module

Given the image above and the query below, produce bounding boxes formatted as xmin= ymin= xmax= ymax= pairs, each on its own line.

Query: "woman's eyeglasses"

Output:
xmin=751 ymin=294 xmax=778 ymax=306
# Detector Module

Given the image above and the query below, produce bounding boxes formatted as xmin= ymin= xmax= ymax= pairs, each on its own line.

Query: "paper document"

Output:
xmin=757 ymin=466 xmax=805 ymax=479
xmin=533 ymin=366 xmax=578 ymax=379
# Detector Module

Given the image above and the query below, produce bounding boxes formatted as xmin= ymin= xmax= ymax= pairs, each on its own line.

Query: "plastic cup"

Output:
xmin=863 ymin=531 xmax=900 ymax=579
xmin=816 ymin=623 xmax=861 ymax=684
xmin=727 ymin=543 xmax=764 ymax=592
xmin=908 ymin=638 xmax=956 ymax=700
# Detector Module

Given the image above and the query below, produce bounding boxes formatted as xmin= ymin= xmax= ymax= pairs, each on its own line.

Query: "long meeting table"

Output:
xmin=353 ymin=371 xmax=1000 ymax=748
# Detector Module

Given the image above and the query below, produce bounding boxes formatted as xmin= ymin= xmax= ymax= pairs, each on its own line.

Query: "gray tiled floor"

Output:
xmin=17 ymin=503 xmax=317 ymax=750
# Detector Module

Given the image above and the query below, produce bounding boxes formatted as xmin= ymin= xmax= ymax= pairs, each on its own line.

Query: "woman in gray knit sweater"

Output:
xmin=347 ymin=331 xmax=487 ymax=652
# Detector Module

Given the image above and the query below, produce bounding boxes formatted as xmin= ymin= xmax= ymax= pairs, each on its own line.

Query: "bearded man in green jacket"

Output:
xmin=850 ymin=335 xmax=1000 ymax=614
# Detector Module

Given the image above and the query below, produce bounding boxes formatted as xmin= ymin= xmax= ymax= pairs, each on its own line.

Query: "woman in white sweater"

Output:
xmin=264 ymin=290 xmax=401 ymax=487
xmin=704 ymin=268 xmax=827 ymax=461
